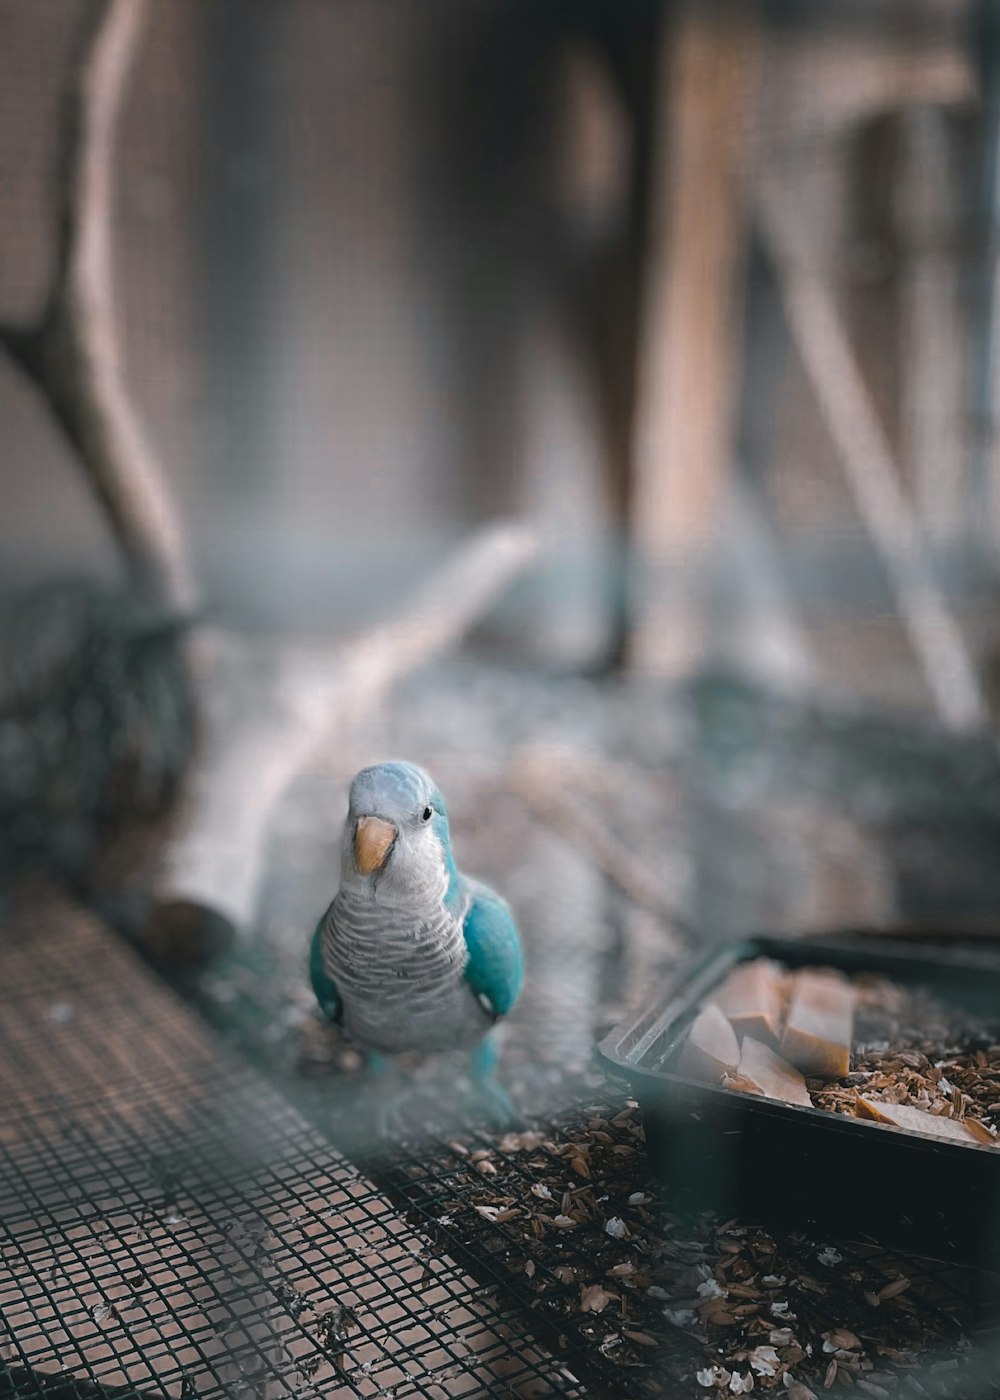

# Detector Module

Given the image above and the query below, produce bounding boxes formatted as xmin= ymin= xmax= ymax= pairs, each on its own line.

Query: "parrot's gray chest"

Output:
xmin=323 ymin=890 xmax=490 ymax=1054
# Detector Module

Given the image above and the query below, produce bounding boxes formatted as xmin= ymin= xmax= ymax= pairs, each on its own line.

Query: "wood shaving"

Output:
xmin=695 ymin=964 xmax=1000 ymax=1147
xmin=580 ymin=1284 xmax=615 ymax=1314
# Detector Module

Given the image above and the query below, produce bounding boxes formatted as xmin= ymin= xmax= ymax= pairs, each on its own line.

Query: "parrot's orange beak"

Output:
xmin=354 ymin=816 xmax=397 ymax=875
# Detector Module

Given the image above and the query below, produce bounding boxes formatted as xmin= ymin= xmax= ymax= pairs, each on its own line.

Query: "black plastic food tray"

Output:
xmin=598 ymin=935 xmax=1000 ymax=1270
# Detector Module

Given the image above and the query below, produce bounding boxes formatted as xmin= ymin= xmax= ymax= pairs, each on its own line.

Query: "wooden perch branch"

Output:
xmin=757 ymin=171 xmax=986 ymax=733
xmin=147 ymin=522 xmax=537 ymax=960
xmin=0 ymin=0 xmax=192 ymax=611
xmin=320 ymin=522 xmax=537 ymax=727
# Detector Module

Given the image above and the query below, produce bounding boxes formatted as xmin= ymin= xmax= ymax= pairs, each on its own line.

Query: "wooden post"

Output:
xmin=895 ymin=107 xmax=966 ymax=544
xmin=629 ymin=3 xmax=759 ymax=675
xmin=972 ymin=0 xmax=1000 ymax=560
xmin=758 ymin=171 xmax=986 ymax=731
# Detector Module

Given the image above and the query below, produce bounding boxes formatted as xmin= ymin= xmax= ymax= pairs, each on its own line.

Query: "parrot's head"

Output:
xmin=341 ymin=761 xmax=457 ymax=903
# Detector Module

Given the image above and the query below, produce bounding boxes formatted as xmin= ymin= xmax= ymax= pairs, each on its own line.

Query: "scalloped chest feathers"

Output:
xmin=322 ymin=889 xmax=491 ymax=1053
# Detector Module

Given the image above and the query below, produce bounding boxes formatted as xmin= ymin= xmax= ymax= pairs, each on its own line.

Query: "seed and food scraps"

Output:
xmin=675 ymin=959 xmax=1000 ymax=1148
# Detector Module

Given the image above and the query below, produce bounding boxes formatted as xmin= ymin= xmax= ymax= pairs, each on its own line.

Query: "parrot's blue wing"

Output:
xmin=310 ymin=913 xmax=341 ymax=1024
xmin=462 ymin=885 xmax=523 ymax=1017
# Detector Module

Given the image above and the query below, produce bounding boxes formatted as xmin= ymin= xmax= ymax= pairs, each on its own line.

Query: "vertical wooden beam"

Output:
xmin=629 ymin=3 xmax=759 ymax=675
xmin=895 ymin=107 xmax=966 ymax=544
xmin=758 ymin=171 xmax=986 ymax=731
xmin=972 ymin=0 xmax=1000 ymax=560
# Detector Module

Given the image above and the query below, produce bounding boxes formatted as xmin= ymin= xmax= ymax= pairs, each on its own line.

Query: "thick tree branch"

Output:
xmin=147 ymin=522 xmax=537 ymax=959
xmin=4 ymin=0 xmax=192 ymax=612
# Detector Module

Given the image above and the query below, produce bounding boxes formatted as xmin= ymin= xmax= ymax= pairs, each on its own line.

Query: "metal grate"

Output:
xmin=178 ymin=667 xmax=1000 ymax=1399
xmin=9 ymin=670 xmax=1000 ymax=1397
xmin=0 ymin=889 xmax=579 ymax=1399
xmin=362 ymin=1101 xmax=1000 ymax=1399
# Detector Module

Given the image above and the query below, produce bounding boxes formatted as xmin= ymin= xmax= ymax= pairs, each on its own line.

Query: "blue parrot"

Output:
xmin=309 ymin=761 xmax=523 ymax=1121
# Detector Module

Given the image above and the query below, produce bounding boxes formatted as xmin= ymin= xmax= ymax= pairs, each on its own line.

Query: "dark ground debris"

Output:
xmin=182 ymin=663 xmax=1000 ymax=1397
xmin=380 ymin=1092 xmax=1000 ymax=1399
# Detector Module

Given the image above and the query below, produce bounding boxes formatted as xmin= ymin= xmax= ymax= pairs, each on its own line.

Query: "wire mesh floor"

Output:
xmin=169 ymin=663 xmax=1000 ymax=1398
xmin=9 ymin=667 xmax=1000 ymax=1397
xmin=0 ymin=890 xmax=579 ymax=1399
xmin=364 ymin=1098 xmax=1000 ymax=1399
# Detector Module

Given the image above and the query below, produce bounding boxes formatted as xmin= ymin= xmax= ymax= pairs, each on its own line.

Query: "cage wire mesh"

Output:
xmin=5 ymin=1 xmax=1000 ymax=1394
xmin=0 ymin=890 xmax=580 ymax=1399
xmin=176 ymin=664 xmax=1000 ymax=1398
xmin=4 ymin=883 xmax=1000 ymax=1400
xmin=4 ymin=678 xmax=1000 ymax=1397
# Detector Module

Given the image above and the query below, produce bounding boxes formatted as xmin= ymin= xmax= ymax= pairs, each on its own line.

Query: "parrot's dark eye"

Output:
xmin=421 ymin=805 xmax=433 ymax=823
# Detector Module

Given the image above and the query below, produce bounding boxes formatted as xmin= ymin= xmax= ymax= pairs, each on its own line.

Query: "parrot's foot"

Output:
xmin=374 ymin=1091 xmax=415 ymax=1142
xmin=363 ymin=1055 xmax=421 ymax=1142
xmin=473 ymin=1076 xmax=520 ymax=1129
xmin=468 ymin=1037 xmax=521 ymax=1129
